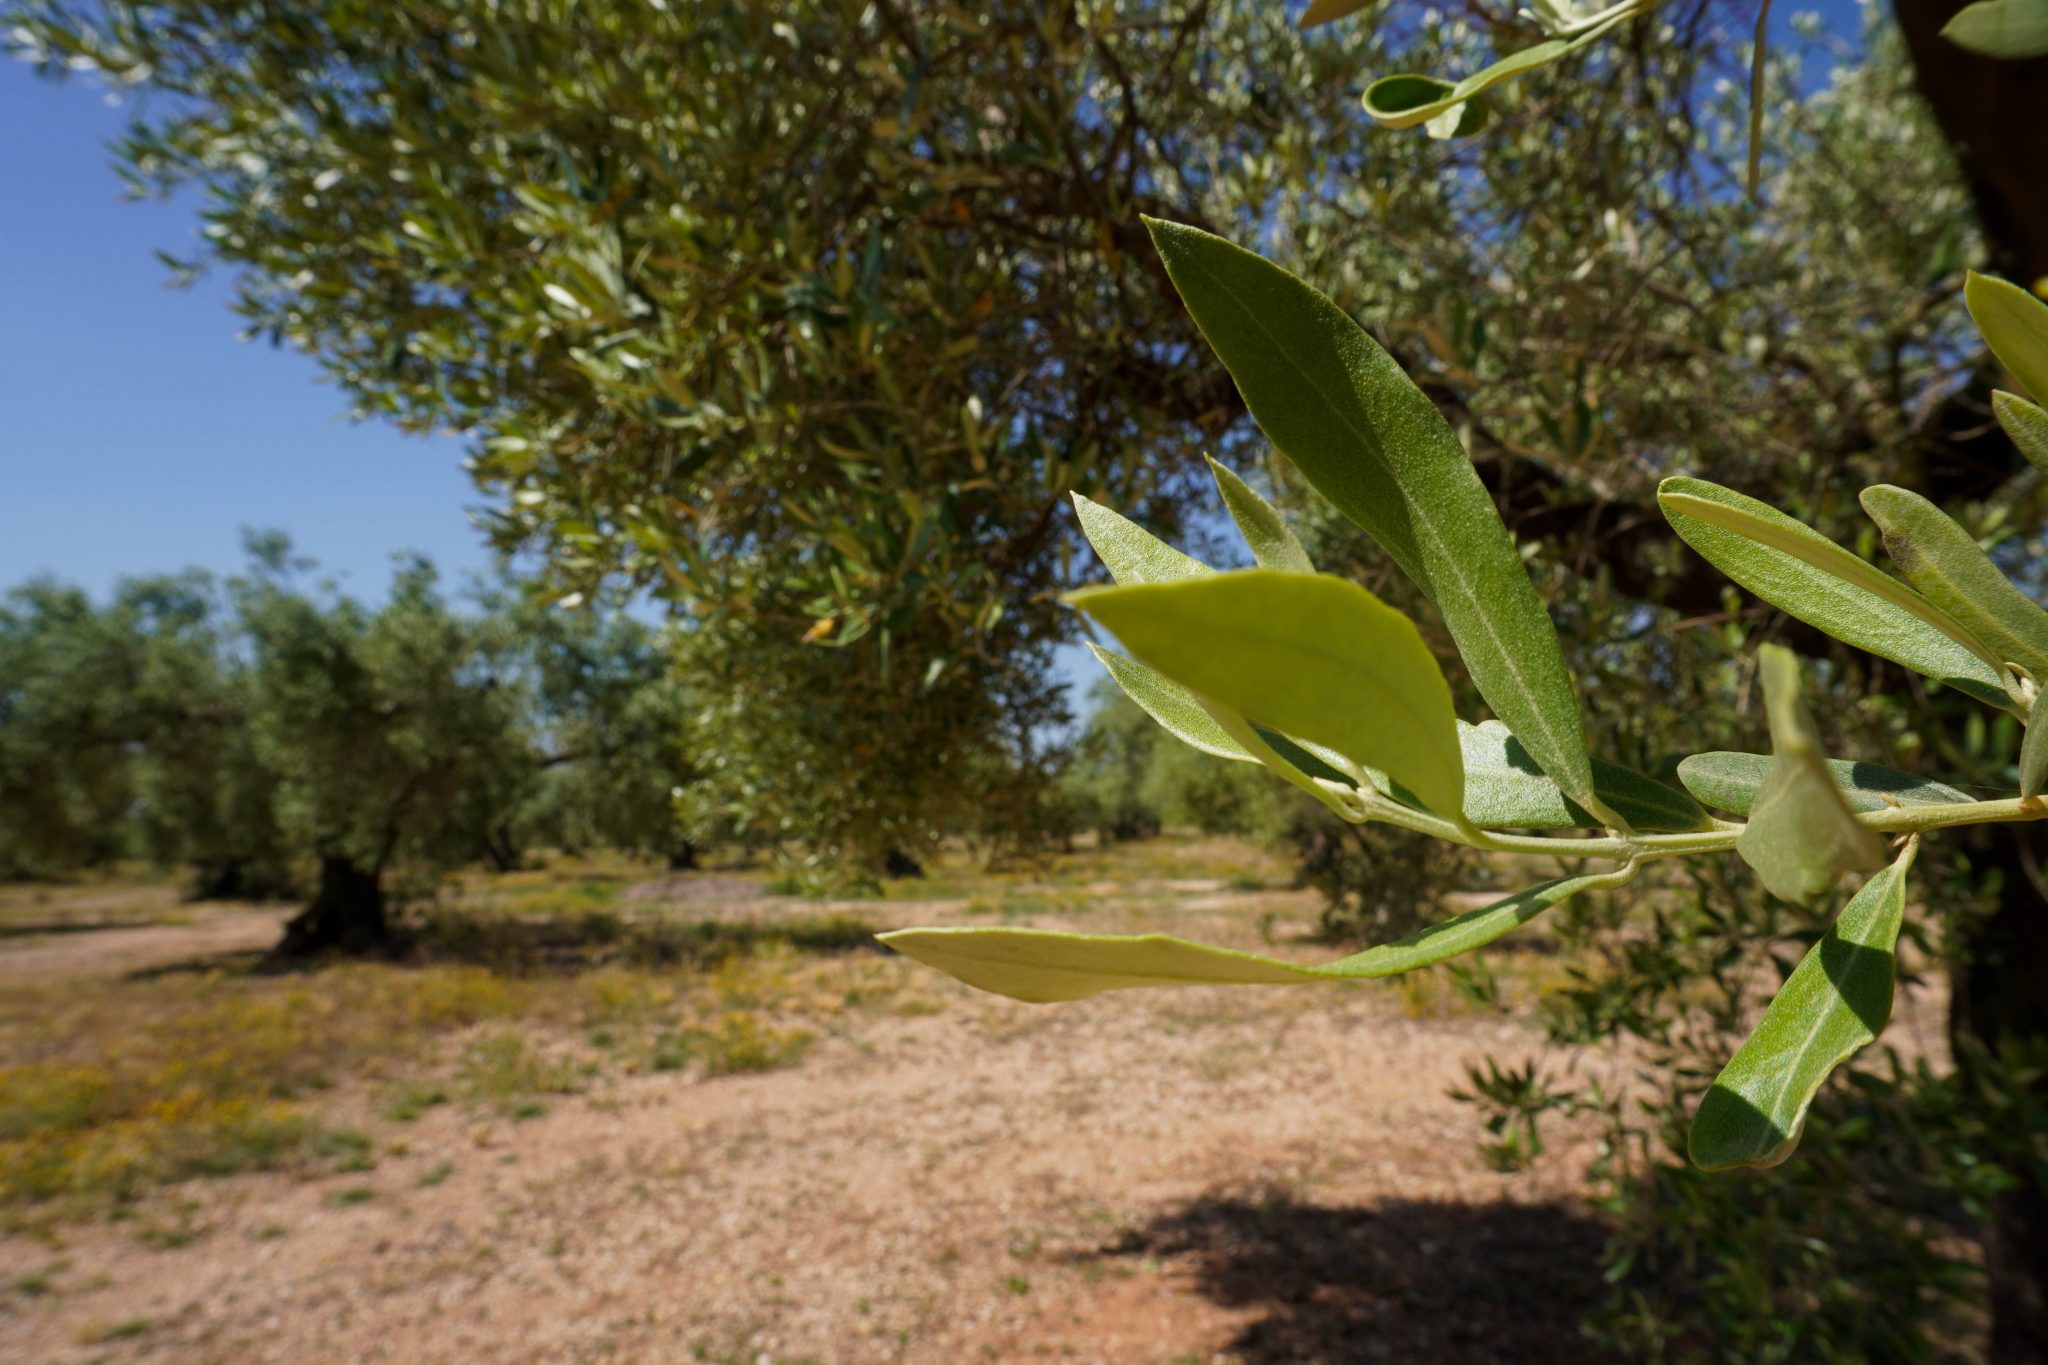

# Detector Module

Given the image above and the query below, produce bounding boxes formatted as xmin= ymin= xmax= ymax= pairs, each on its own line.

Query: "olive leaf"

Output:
xmin=1994 ymin=391 xmax=2048 ymax=475
xmin=1068 ymin=570 xmax=1465 ymax=819
xmin=2023 ymin=685 xmax=2048 ymax=799
xmin=1073 ymin=494 xmax=1354 ymax=806
xmin=879 ymin=868 xmax=1629 ymax=1003
xmin=1145 ymin=219 xmax=1614 ymax=827
xmin=1677 ymin=751 xmax=1970 ymax=815
xmin=1735 ymin=646 xmax=1888 ymax=904
xmin=1207 ymin=456 xmax=1315 ymax=573
xmin=1860 ymin=484 xmax=2048 ymax=680
xmin=1070 ymin=492 xmax=1212 ymax=586
xmin=1458 ymin=721 xmax=1711 ymax=832
xmin=1943 ymin=0 xmax=2048 ymax=56
xmin=1690 ymin=839 xmax=1917 ymax=1171
xmin=1659 ymin=477 xmax=2012 ymax=710
xmin=1361 ymin=7 xmax=1639 ymax=132
xmin=1087 ymin=644 xmax=1254 ymax=764
xmin=1967 ymin=271 xmax=2048 ymax=402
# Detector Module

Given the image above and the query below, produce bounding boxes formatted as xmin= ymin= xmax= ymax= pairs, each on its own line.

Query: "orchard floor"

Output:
xmin=0 ymin=836 xmax=1929 ymax=1365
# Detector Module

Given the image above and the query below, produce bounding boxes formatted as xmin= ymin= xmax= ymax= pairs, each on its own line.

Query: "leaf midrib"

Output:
xmin=1191 ymin=257 xmax=1586 ymax=802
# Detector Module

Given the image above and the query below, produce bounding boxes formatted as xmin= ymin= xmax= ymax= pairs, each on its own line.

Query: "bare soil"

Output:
xmin=0 ymin=852 xmax=1625 ymax=1364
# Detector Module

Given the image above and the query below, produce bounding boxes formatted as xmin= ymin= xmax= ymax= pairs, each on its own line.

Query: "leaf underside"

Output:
xmin=880 ymin=870 xmax=1624 ymax=1003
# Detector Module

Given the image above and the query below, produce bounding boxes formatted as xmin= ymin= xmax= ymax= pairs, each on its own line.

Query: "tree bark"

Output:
xmin=1889 ymin=6 xmax=2048 ymax=1357
xmin=273 ymin=855 xmax=390 ymax=957
xmin=1950 ymin=825 xmax=2048 ymax=1363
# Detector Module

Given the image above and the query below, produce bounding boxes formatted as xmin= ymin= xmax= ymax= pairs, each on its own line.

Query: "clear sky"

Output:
xmin=0 ymin=60 xmax=492 ymax=600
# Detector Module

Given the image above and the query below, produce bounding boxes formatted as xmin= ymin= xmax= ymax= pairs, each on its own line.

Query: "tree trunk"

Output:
xmin=1890 ymin=5 xmax=2048 ymax=1356
xmin=273 ymin=855 xmax=390 ymax=958
xmin=667 ymin=840 xmax=699 ymax=872
xmin=1952 ymin=826 xmax=2048 ymax=1363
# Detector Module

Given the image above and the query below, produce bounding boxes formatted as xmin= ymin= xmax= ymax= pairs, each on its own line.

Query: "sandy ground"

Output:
xmin=0 ymin=874 xmax=1628 ymax=1365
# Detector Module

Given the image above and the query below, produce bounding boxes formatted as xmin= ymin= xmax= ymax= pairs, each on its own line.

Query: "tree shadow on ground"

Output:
xmin=1092 ymin=1188 xmax=1619 ymax=1364
xmin=401 ymin=906 xmax=884 ymax=975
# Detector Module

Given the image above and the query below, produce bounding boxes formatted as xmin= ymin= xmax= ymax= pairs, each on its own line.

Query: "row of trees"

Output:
xmin=0 ymin=540 xmax=692 ymax=953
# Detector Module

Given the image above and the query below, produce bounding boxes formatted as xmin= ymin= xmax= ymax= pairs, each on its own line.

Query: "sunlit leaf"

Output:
xmin=880 ymin=869 xmax=1628 ymax=1002
xmin=1677 ymin=751 xmax=1970 ymax=815
xmin=1361 ymin=9 xmax=1639 ymax=132
xmin=1070 ymin=492 xmax=1211 ymax=586
xmin=2023 ymin=685 xmax=2048 ymax=798
xmin=1207 ymin=456 xmax=1315 ymax=573
xmin=1994 ymin=390 xmax=2048 ymax=475
xmin=1859 ymin=484 xmax=2048 ymax=679
xmin=1942 ymin=0 xmax=2048 ymax=56
xmin=1068 ymin=569 xmax=1465 ymax=819
xmin=1734 ymin=646 xmax=1888 ymax=904
xmin=1968 ymin=270 xmax=2048 ymax=402
xmin=1690 ymin=839 xmax=1917 ymax=1170
xmin=1145 ymin=219 xmax=1610 ymax=825
xmin=1659 ymin=478 xmax=2011 ymax=709
xmin=1086 ymin=643 xmax=1254 ymax=763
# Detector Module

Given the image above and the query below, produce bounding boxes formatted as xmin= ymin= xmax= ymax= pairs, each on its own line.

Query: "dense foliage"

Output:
xmin=0 ymin=544 xmax=693 ymax=951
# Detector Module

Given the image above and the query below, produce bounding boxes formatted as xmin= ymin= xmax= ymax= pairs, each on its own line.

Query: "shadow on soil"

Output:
xmin=404 ymin=907 xmax=884 ymax=974
xmin=1096 ymin=1189 xmax=1618 ymax=1364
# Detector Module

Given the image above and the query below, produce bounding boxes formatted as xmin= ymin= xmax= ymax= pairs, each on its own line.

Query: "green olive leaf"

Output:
xmin=1735 ymin=646 xmax=1889 ymax=904
xmin=1690 ymin=838 xmax=1918 ymax=1171
xmin=1943 ymin=0 xmax=2048 ymax=56
xmin=1659 ymin=477 xmax=2012 ymax=710
xmin=1067 ymin=570 xmax=1464 ymax=820
xmin=1070 ymin=492 xmax=1212 ymax=586
xmin=1145 ymin=219 xmax=1613 ymax=827
xmin=880 ymin=867 xmax=1631 ymax=1003
xmin=1677 ymin=751 xmax=1971 ymax=815
xmin=1994 ymin=390 xmax=2048 ymax=476
xmin=2022 ymin=685 xmax=2048 ymax=799
xmin=1859 ymin=484 xmax=2048 ymax=680
xmin=1086 ymin=644 xmax=1254 ymax=763
xmin=1967 ymin=271 xmax=2048 ymax=402
xmin=1207 ymin=456 xmax=1315 ymax=573
xmin=1458 ymin=721 xmax=1711 ymax=832
xmin=1361 ymin=8 xmax=1638 ymax=131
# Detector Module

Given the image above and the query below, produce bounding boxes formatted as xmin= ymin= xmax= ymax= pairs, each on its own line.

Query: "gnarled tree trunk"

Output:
xmin=273 ymin=855 xmax=390 ymax=958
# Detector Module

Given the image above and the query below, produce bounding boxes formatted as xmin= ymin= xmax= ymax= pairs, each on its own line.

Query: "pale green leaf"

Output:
xmin=1659 ymin=477 xmax=2011 ymax=709
xmin=1677 ymin=751 xmax=1970 ymax=815
xmin=1070 ymin=492 xmax=1211 ymax=586
xmin=1067 ymin=569 xmax=1465 ymax=819
xmin=1361 ymin=8 xmax=1637 ymax=131
xmin=1690 ymin=839 xmax=1917 ymax=1170
xmin=1735 ymin=646 xmax=1888 ymax=904
xmin=1860 ymin=484 xmax=2048 ymax=679
xmin=1207 ymin=456 xmax=1315 ymax=573
xmin=1086 ymin=644 xmax=1254 ymax=763
xmin=1145 ymin=219 xmax=1610 ymax=825
xmin=1993 ymin=391 xmax=2048 ymax=475
xmin=2023 ymin=685 xmax=2048 ymax=798
xmin=880 ymin=869 xmax=1629 ymax=1003
xmin=1457 ymin=721 xmax=1711 ymax=832
xmin=1967 ymin=271 xmax=2048 ymax=402
xmin=1943 ymin=0 xmax=2048 ymax=55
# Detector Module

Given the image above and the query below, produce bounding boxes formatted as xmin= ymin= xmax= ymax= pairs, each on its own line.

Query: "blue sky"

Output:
xmin=0 ymin=60 xmax=492 ymax=600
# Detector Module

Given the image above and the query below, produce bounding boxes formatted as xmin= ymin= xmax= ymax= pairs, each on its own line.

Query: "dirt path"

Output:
xmin=0 ymin=973 xmax=1608 ymax=1363
xmin=0 ymin=910 xmax=289 ymax=987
